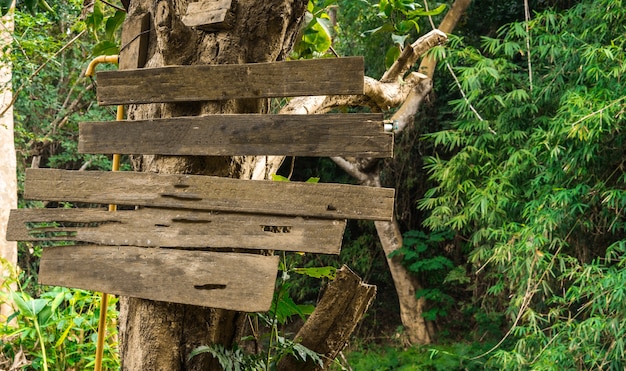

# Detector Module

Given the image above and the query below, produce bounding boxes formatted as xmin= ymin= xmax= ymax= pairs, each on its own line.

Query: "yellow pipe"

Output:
xmin=85 ymin=55 xmax=119 ymax=77
xmin=87 ymin=54 xmax=122 ymax=371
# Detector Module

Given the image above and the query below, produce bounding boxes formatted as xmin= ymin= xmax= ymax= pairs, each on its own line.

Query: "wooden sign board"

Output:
xmin=24 ymin=169 xmax=395 ymax=221
xmin=79 ymin=113 xmax=393 ymax=158
xmin=182 ymin=0 xmax=235 ymax=31
xmin=8 ymin=208 xmax=346 ymax=254
xmin=39 ymin=245 xmax=279 ymax=312
xmin=96 ymin=57 xmax=364 ymax=105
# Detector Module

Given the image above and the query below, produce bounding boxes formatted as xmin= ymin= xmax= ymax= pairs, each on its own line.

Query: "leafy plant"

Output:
xmin=390 ymin=229 xmax=460 ymax=321
xmin=1 ymin=261 xmax=119 ymax=370
xmin=190 ymin=256 xmax=329 ymax=370
xmin=292 ymin=0 xmax=338 ymax=59
xmin=420 ymin=0 xmax=626 ymax=367
xmin=364 ymin=0 xmax=446 ymax=68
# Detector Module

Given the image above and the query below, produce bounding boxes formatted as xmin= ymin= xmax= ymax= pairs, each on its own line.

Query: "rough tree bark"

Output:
xmin=277 ymin=266 xmax=376 ymax=371
xmin=117 ymin=1 xmax=307 ymax=370
xmin=0 ymin=1 xmax=17 ymax=324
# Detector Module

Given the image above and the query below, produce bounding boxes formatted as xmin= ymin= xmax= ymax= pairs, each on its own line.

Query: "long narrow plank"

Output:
xmin=8 ymin=208 xmax=346 ymax=254
xmin=24 ymin=169 xmax=394 ymax=221
xmin=96 ymin=57 xmax=364 ymax=105
xmin=79 ymin=113 xmax=392 ymax=158
xmin=39 ymin=245 xmax=279 ymax=311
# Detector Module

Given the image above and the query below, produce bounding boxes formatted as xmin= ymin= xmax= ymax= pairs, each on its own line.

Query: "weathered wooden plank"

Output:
xmin=96 ymin=57 xmax=364 ymax=105
xmin=182 ymin=0 xmax=235 ymax=31
xmin=119 ymin=12 xmax=150 ymax=70
xmin=24 ymin=169 xmax=394 ymax=221
xmin=39 ymin=245 xmax=279 ymax=311
xmin=8 ymin=208 xmax=346 ymax=254
xmin=78 ymin=113 xmax=392 ymax=157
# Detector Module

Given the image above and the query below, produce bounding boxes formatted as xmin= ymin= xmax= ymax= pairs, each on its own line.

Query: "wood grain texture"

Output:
xmin=78 ymin=113 xmax=392 ymax=157
xmin=119 ymin=13 xmax=150 ymax=70
xmin=182 ymin=0 xmax=235 ymax=31
xmin=24 ymin=169 xmax=395 ymax=221
xmin=39 ymin=245 xmax=279 ymax=311
xmin=8 ymin=208 xmax=346 ymax=254
xmin=96 ymin=57 xmax=364 ymax=105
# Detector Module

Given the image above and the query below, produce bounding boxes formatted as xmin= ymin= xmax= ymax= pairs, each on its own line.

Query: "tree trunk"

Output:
xmin=0 ymin=1 xmax=17 ymax=324
xmin=277 ymin=266 xmax=376 ymax=371
xmin=118 ymin=1 xmax=307 ymax=369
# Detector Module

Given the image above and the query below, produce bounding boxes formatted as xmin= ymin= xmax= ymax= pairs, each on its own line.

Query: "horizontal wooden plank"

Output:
xmin=78 ymin=113 xmax=392 ymax=157
xmin=39 ymin=245 xmax=279 ymax=311
xmin=8 ymin=208 xmax=345 ymax=254
xmin=24 ymin=169 xmax=394 ymax=221
xmin=96 ymin=57 xmax=364 ymax=105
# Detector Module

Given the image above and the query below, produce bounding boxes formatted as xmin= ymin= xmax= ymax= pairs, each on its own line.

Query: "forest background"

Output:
xmin=1 ymin=0 xmax=625 ymax=369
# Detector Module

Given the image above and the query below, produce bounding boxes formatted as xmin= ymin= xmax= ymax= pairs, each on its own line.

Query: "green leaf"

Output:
xmin=292 ymin=266 xmax=337 ymax=280
xmin=361 ymin=22 xmax=394 ymax=37
xmin=385 ymin=45 xmax=401 ymax=69
xmin=305 ymin=177 xmax=320 ymax=183
xmin=408 ymin=3 xmax=446 ymax=17
xmin=92 ymin=40 xmax=119 ymax=56
xmin=105 ymin=10 xmax=126 ymax=41
xmin=85 ymin=1 xmax=104 ymax=34
xmin=188 ymin=345 xmax=212 ymax=360
xmin=396 ymin=19 xmax=419 ymax=34
xmin=271 ymin=174 xmax=290 ymax=182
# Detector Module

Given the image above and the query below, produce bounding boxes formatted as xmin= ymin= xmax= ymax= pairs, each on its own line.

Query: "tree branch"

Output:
xmin=381 ymin=29 xmax=447 ymax=83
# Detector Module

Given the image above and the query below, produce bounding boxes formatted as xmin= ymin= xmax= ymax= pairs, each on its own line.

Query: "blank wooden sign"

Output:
xmin=8 ymin=208 xmax=346 ymax=254
xmin=39 ymin=245 xmax=279 ymax=312
xmin=96 ymin=57 xmax=364 ymax=105
xmin=24 ymin=169 xmax=395 ymax=221
xmin=182 ymin=0 xmax=235 ymax=31
xmin=79 ymin=113 xmax=392 ymax=157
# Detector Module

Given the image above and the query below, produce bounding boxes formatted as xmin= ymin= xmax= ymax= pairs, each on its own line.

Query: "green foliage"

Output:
xmin=336 ymin=342 xmax=494 ymax=370
xmin=190 ymin=256 xmax=328 ymax=369
xmin=1 ymin=262 xmax=119 ymax=370
xmin=364 ymin=0 xmax=445 ymax=68
xmin=84 ymin=1 xmax=125 ymax=56
xmin=420 ymin=0 xmax=626 ymax=367
xmin=390 ymin=229 xmax=460 ymax=321
xmin=292 ymin=0 xmax=338 ymax=59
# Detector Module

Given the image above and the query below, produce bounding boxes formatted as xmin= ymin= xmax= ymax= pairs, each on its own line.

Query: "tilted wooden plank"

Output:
xmin=24 ymin=169 xmax=394 ymax=221
xmin=79 ymin=113 xmax=392 ymax=157
xmin=39 ymin=245 xmax=279 ymax=311
xmin=8 ymin=208 xmax=346 ymax=254
xmin=182 ymin=0 xmax=235 ymax=31
xmin=96 ymin=57 xmax=364 ymax=105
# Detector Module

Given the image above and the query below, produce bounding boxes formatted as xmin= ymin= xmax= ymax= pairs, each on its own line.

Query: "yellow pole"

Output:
xmin=85 ymin=55 xmax=120 ymax=371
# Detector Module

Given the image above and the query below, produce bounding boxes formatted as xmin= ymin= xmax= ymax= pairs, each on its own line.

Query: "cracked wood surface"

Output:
xmin=39 ymin=245 xmax=279 ymax=312
xmin=24 ymin=169 xmax=395 ymax=221
xmin=8 ymin=208 xmax=345 ymax=254
xmin=79 ymin=113 xmax=392 ymax=157
xmin=96 ymin=57 xmax=364 ymax=105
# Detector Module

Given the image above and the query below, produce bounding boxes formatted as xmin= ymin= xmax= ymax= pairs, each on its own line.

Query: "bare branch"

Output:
xmin=381 ymin=29 xmax=447 ymax=83
xmin=389 ymin=77 xmax=433 ymax=133
xmin=330 ymin=156 xmax=369 ymax=183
